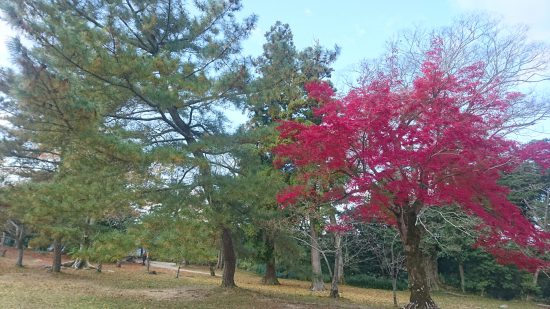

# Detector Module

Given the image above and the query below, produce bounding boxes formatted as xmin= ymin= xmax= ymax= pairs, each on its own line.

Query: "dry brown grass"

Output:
xmin=0 ymin=248 xmax=545 ymax=308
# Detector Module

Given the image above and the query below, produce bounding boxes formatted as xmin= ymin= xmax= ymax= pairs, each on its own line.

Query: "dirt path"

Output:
xmin=149 ymin=261 xmax=215 ymax=276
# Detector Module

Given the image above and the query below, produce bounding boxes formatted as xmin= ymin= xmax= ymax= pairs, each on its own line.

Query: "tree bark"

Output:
xmin=263 ymin=258 xmax=279 ymax=285
xmin=310 ymin=218 xmax=325 ymax=291
xmin=221 ymin=227 xmax=236 ymax=288
xmin=52 ymin=239 xmax=62 ymax=273
xmin=393 ymin=274 xmax=398 ymax=307
xmin=0 ymin=231 xmax=6 ymax=256
xmin=146 ymin=253 xmax=151 ymax=273
xmin=396 ymin=206 xmax=438 ymax=309
xmin=216 ymin=248 xmax=224 ymax=269
xmin=423 ymin=253 xmax=440 ymax=291
xmin=74 ymin=232 xmax=91 ymax=269
xmin=262 ymin=233 xmax=280 ymax=285
xmin=330 ymin=231 xmax=342 ymax=298
xmin=391 ymin=234 xmax=399 ymax=307
xmin=459 ymin=262 xmax=465 ymax=293
xmin=337 ymin=248 xmax=345 ymax=284
xmin=15 ymin=224 xmax=25 ymax=267
xmin=533 ymin=267 xmax=540 ymax=286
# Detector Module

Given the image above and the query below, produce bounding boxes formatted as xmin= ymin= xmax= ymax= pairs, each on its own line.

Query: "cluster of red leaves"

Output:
xmin=520 ymin=140 xmax=550 ymax=171
xmin=274 ymin=43 xmax=550 ymax=271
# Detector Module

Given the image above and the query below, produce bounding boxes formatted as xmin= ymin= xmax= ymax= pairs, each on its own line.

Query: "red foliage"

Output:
xmin=304 ymin=80 xmax=335 ymax=103
xmin=519 ymin=140 xmax=550 ymax=171
xmin=274 ymin=44 xmax=549 ymax=271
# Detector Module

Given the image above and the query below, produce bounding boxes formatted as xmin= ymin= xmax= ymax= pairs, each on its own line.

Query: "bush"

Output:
xmin=346 ymin=274 xmax=408 ymax=290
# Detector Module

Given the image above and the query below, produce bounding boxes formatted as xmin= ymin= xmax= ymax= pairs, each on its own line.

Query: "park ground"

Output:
xmin=0 ymin=248 xmax=547 ymax=309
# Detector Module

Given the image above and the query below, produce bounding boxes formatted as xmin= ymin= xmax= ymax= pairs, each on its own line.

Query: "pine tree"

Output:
xmin=245 ymin=22 xmax=339 ymax=291
xmin=2 ymin=0 xmax=256 ymax=286
xmin=0 ymin=35 xmax=144 ymax=272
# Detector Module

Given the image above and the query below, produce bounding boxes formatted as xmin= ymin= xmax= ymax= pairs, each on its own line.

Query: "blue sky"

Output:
xmin=240 ymin=0 xmax=455 ymax=84
xmin=239 ymin=0 xmax=550 ymax=86
xmin=237 ymin=0 xmax=550 ymax=141
xmin=0 ymin=0 xmax=548 ymax=141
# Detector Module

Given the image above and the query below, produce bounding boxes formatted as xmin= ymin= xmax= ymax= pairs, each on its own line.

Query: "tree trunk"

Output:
xmin=0 ymin=231 xmax=6 ymax=256
xmin=337 ymin=249 xmax=345 ymax=284
xmin=423 ymin=253 xmax=440 ymax=291
xmin=262 ymin=233 xmax=280 ymax=285
xmin=141 ymin=249 xmax=147 ymax=265
xmin=221 ymin=227 xmax=236 ymax=288
xmin=310 ymin=218 xmax=325 ymax=291
xmin=15 ymin=225 xmax=25 ymax=267
xmin=216 ymin=247 xmax=224 ymax=269
xmin=74 ymin=234 xmax=91 ymax=269
xmin=396 ymin=206 xmax=438 ymax=309
xmin=263 ymin=258 xmax=280 ymax=285
xmin=391 ymin=234 xmax=399 ymax=307
xmin=52 ymin=239 xmax=62 ymax=273
xmin=533 ymin=267 xmax=540 ymax=286
xmin=209 ymin=262 xmax=216 ymax=276
xmin=526 ymin=267 xmax=541 ymax=301
xmin=176 ymin=262 xmax=182 ymax=278
xmin=459 ymin=262 xmax=465 ymax=293
xmin=330 ymin=231 xmax=342 ymax=298
xmin=393 ymin=274 xmax=398 ymax=307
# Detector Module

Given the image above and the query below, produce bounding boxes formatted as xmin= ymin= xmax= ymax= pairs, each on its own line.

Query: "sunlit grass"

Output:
xmin=0 ymin=248 xmax=545 ymax=308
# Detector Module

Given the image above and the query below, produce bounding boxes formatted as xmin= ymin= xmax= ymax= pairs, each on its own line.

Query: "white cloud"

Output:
xmin=304 ymin=8 xmax=313 ymax=17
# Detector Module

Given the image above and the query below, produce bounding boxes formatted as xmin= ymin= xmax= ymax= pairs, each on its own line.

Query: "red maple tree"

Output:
xmin=274 ymin=43 xmax=549 ymax=308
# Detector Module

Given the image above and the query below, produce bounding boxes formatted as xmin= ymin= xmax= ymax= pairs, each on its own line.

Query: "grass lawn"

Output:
xmin=0 ymin=248 xmax=546 ymax=308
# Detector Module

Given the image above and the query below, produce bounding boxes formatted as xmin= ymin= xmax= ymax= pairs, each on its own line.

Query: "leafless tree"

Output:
xmin=359 ymin=13 xmax=550 ymax=136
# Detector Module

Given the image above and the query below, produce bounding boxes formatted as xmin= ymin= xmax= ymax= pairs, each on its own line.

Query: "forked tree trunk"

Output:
xmin=221 ymin=227 xmax=236 ymax=288
xmin=396 ymin=206 xmax=438 ymax=309
xmin=310 ymin=218 xmax=325 ymax=291
xmin=52 ymin=239 xmax=62 ymax=273
xmin=15 ymin=225 xmax=25 ymax=267
xmin=458 ymin=262 xmax=465 ymax=293
xmin=262 ymin=234 xmax=279 ymax=285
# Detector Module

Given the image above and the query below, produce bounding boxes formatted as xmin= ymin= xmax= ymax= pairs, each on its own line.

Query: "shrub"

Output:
xmin=345 ymin=274 xmax=407 ymax=290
